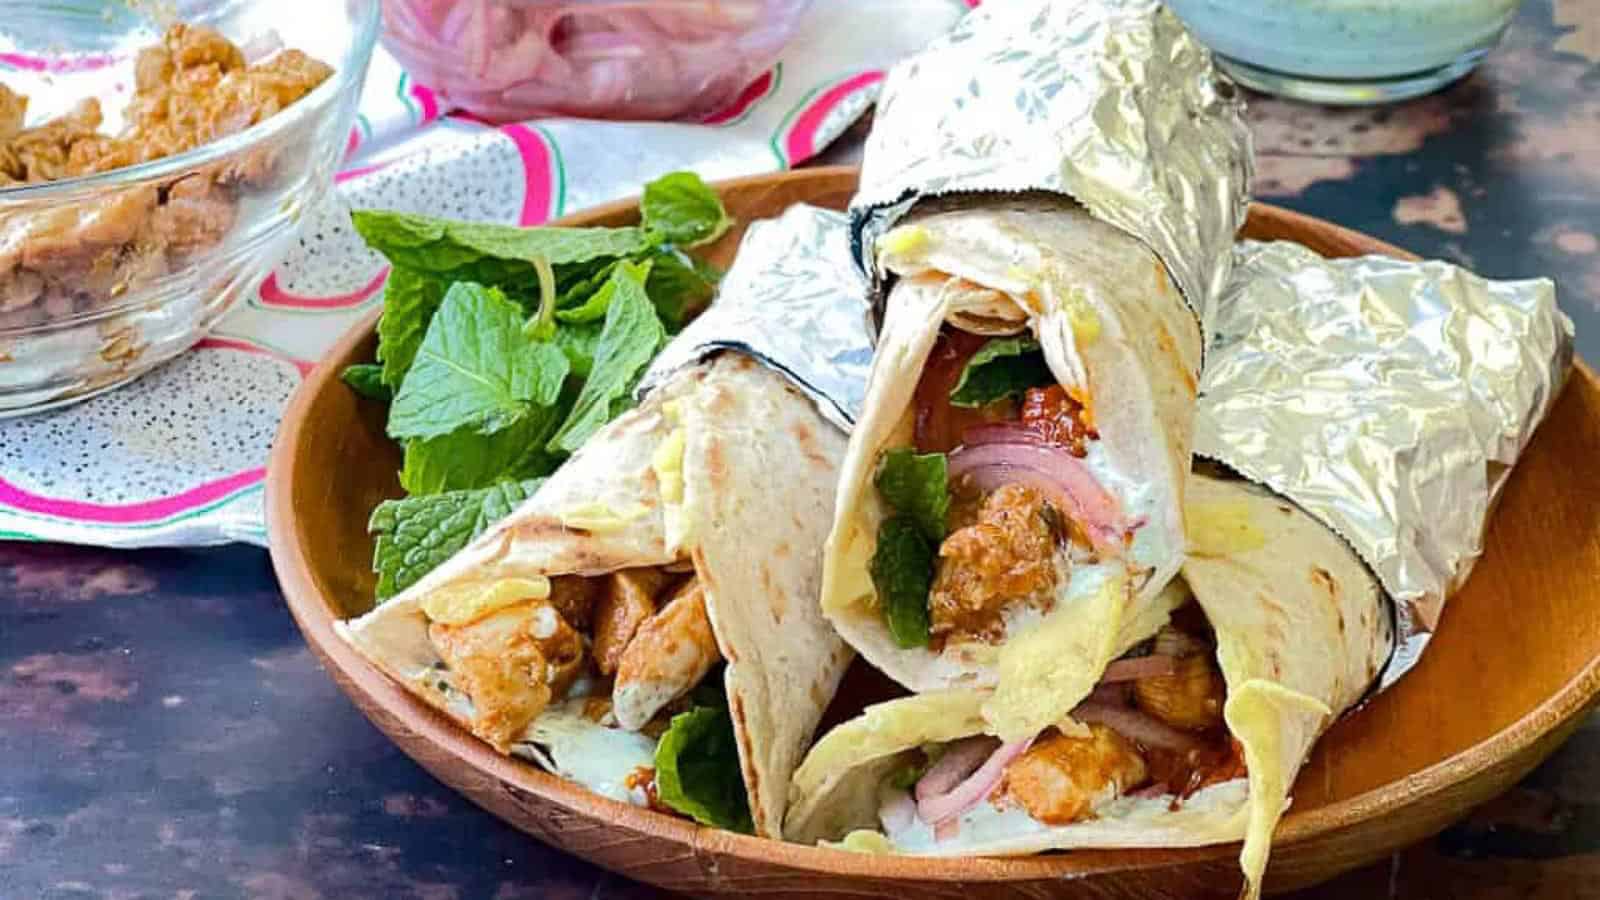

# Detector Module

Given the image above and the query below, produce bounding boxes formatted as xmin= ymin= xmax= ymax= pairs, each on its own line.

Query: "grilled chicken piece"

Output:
xmin=151 ymin=175 xmax=237 ymax=257
xmin=929 ymin=483 xmax=1060 ymax=643
xmin=0 ymin=84 xmax=25 ymax=142
xmin=1001 ymin=725 xmax=1147 ymax=825
xmin=592 ymin=567 xmax=675 ymax=675
xmin=1133 ymin=653 xmax=1226 ymax=732
xmin=427 ymin=600 xmax=584 ymax=753
xmin=612 ymin=579 xmax=721 ymax=731
xmin=546 ymin=574 xmax=602 ymax=631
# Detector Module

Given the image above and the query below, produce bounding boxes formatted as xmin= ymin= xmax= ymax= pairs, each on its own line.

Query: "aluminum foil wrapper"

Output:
xmin=848 ymin=0 xmax=1252 ymax=326
xmin=1197 ymin=240 xmax=1574 ymax=691
xmin=637 ymin=204 xmax=873 ymax=430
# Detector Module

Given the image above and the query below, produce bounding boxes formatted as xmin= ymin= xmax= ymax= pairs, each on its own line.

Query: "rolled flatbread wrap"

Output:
xmin=340 ymin=353 xmax=853 ymax=838
xmin=822 ymin=196 xmax=1202 ymax=741
xmin=793 ymin=472 xmax=1392 ymax=899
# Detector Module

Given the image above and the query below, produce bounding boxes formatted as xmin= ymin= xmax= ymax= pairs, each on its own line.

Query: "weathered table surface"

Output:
xmin=5 ymin=2 xmax=1599 ymax=897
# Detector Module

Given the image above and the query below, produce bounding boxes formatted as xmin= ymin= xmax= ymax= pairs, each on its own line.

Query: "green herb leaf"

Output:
xmin=389 ymin=283 xmax=571 ymax=441
xmin=653 ymin=688 xmax=753 ymax=833
xmin=547 ymin=261 xmax=665 ymax=455
xmin=874 ymin=449 xmax=949 ymax=543
xmin=555 ymin=249 xmax=716 ymax=331
xmin=887 ymin=756 xmax=931 ymax=791
xmin=399 ymin=407 xmax=565 ymax=495
xmin=370 ymin=478 xmax=545 ymax=599
xmin=552 ymin=322 xmax=604 ymax=379
xmin=352 ymin=209 xmax=655 ymax=281
xmin=949 ymin=337 xmax=1054 ymax=408
xmin=554 ymin=264 xmax=628 ymax=324
xmin=646 ymin=249 xmax=719 ymax=332
xmin=555 ymin=260 xmax=619 ymax=309
xmin=870 ymin=516 xmax=935 ymax=649
xmin=522 ymin=255 xmax=560 ymax=342
xmin=341 ymin=364 xmax=391 ymax=401
xmin=375 ymin=267 xmax=450 ymax=390
xmin=640 ymin=172 xmax=732 ymax=248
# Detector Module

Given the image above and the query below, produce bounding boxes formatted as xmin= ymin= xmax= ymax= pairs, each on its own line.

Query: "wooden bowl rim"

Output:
xmin=267 ymin=165 xmax=1600 ymax=884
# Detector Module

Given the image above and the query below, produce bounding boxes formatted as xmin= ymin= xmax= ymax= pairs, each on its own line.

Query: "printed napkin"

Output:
xmin=0 ymin=0 xmax=968 ymax=548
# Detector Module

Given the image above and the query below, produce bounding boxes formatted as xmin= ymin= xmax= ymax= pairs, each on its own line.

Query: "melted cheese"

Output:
xmin=653 ymin=398 xmax=691 ymax=552
xmin=1059 ymin=283 xmax=1101 ymax=344
xmin=652 ymin=427 xmax=687 ymax=505
xmin=559 ymin=501 xmax=649 ymax=533
xmin=1186 ymin=498 xmax=1268 ymax=557
xmin=985 ymin=566 xmax=1127 ymax=742
xmin=832 ymin=830 xmax=895 ymax=854
xmin=879 ymin=224 xmax=930 ymax=262
xmin=420 ymin=576 xmax=550 ymax=626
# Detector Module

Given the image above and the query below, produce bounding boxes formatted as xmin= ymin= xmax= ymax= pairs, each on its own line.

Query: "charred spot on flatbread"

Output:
xmin=790 ymin=419 xmax=831 ymax=469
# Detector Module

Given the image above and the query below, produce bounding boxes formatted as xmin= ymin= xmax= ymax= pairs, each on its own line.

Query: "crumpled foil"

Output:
xmin=1197 ymin=240 xmax=1575 ymax=691
xmin=848 ymin=0 xmax=1252 ymax=328
xmin=637 ymin=204 xmax=874 ymax=429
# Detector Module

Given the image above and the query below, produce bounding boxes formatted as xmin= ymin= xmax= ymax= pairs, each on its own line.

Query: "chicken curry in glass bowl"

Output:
xmin=0 ymin=0 xmax=378 ymax=415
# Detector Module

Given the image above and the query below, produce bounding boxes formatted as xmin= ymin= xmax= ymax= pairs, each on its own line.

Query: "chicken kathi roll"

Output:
xmin=341 ymin=353 xmax=853 ymax=837
xmin=822 ymin=197 xmax=1203 ymax=743
xmin=792 ymin=471 xmax=1393 ymax=899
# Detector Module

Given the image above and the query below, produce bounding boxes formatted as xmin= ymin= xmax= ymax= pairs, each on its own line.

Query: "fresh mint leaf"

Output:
xmin=547 ymin=261 xmax=665 ymax=455
xmin=352 ymin=209 xmax=655 ymax=281
xmin=375 ymin=267 xmax=449 ymax=390
xmin=552 ymin=322 xmax=603 ymax=379
xmin=874 ymin=449 xmax=949 ymax=543
xmin=870 ymin=516 xmax=934 ymax=649
xmin=389 ymin=283 xmax=570 ymax=441
xmin=646 ymin=249 xmax=719 ymax=332
xmin=555 ymin=263 xmax=629 ymax=324
xmin=949 ymin=336 xmax=1054 ymax=408
xmin=556 ymin=250 xmax=715 ymax=331
xmin=399 ymin=407 xmax=564 ymax=495
xmin=370 ymin=478 xmax=545 ymax=598
xmin=640 ymin=172 xmax=731 ymax=248
xmin=342 ymin=364 xmax=390 ymax=401
xmin=887 ymin=756 xmax=930 ymax=791
xmin=555 ymin=260 xmax=619 ymax=311
xmin=653 ymin=686 xmax=753 ymax=833
xmin=521 ymin=256 xmax=561 ymax=342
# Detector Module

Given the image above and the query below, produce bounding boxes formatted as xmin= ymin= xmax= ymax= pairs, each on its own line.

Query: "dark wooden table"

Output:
xmin=5 ymin=3 xmax=1599 ymax=898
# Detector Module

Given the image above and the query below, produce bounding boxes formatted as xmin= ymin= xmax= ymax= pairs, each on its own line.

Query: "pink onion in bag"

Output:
xmin=379 ymin=0 xmax=812 ymax=122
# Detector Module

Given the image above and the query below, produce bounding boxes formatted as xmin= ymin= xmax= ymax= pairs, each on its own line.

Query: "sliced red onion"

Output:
xmin=913 ymin=736 xmax=998 ymax=804
xmin=946 ymin=442 xmax=1125 ymax=554
xmin=878 ymin=789 xmax=917 ymax=835
xmin=1099 ymin=654 xmax=1179 ymax=683
xmin=1071 ymin=702 xmax=1204 ymax=753
xmin=933 ymin=816 xmax=962 ymax=842
xmin=383 ymin=0 xmax=784 ymax=120
xmin=916 ymin=737 xmax=1034 ymax=826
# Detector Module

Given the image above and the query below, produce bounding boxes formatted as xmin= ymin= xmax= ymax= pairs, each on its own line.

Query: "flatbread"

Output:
xmin=790 ymin=472 xmax=1393 ymax=900
xmin=341 ymin=354 xmax=853 ymax=838
xmin=821 ymin=197 xmax=1201 ymax=740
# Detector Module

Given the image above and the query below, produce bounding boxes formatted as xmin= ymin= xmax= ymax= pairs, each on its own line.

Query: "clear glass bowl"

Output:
xmin=380 ymin=0 xmax=812 ymax=122
xmin=0 ymin=0 xmax=379 ymax=416
xmin=1166 ymin=0 xmax=1525 ymax=106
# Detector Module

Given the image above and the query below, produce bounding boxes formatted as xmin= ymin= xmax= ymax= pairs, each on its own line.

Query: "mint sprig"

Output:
xmin=388 ymin=283 xmax=569 ymax=441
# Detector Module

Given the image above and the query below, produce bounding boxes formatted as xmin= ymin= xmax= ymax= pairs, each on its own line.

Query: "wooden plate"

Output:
xmin=267 ymin=166 xmax=1600 ymax=898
